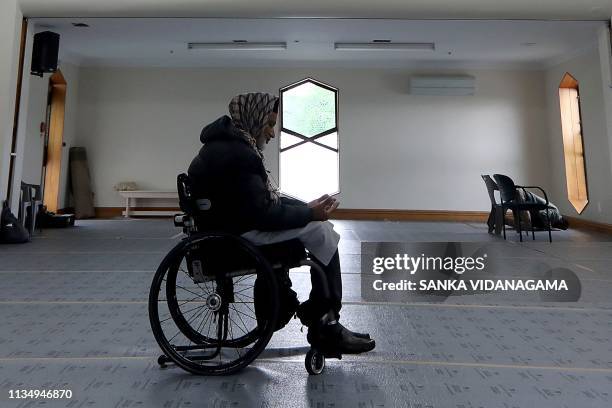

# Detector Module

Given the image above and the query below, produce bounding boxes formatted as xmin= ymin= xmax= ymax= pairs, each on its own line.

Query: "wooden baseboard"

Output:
xmin=82 ymin=207 xmax=612 ymax=235
xmin=95 ymin=206 xmax=180 ymax=219
xmin=93 ymin=207 xmax=489 ymax=222
xmin=565 ymin=215 xmax=612 ymax=234
xmin=332 ymin=209 xmax=489 ymax=222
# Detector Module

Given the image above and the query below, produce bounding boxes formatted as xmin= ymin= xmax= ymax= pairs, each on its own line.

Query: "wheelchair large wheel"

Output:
xmin=149 ymin=233 xmax=279 ymax=375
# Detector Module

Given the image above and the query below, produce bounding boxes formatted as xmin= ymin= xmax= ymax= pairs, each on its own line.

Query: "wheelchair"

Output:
xmin=148 ymin=173 xmax=337 ymax=375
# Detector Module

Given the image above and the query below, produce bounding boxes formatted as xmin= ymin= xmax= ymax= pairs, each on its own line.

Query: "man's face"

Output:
xmin=256 ymin=112 xmax=278 ymax=150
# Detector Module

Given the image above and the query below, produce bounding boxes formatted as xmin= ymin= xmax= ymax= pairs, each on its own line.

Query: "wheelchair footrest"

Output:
xmin=313 ymin=348 xmax=342 ymax=360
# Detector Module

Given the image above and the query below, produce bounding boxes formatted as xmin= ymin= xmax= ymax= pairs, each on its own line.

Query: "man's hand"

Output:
xmin=310 ymin=194 xmax=340 ymax=221
xmin=308 ymin=194 xmax=330 ymax=208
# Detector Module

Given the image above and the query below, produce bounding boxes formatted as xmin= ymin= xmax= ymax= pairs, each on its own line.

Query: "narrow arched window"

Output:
xmin=279 ymin=78 xmax=339 ymax=202
xmin=558 ymin=72 xmax=588 ymax=213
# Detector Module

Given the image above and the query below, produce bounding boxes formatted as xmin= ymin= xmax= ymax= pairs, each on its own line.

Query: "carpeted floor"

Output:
xmin=0 ymin=218 xmax=611 ymax=407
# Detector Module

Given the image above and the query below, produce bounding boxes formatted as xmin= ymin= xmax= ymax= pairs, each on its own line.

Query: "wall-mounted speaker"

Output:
xmin=31 ymin=31 xmax=60 ymax=77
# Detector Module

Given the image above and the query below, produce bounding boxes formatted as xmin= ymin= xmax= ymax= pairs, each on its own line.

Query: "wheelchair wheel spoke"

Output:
xmin=168 ymin=313 xmax=207 ymax=342
xmin=234 ymin=291 xmax=254 ymax=301
xmin=240 ymin=301 xmax=256 ymax=316
xmin=195 ymin=309 xmax=212 ymax=336
xmin=230 ymin=304 xmax=251 ymax=335
xmin=233 ymin=274 xmax=252 ymax=285
xmin=233 ymin=285 xmax=254 ymax=295
xmin=174 ymin=283 xmax=208 ymax=300
xmin=168 ymin=327 xmax=183 ymax=343
xmin=226 ymin=316 xmax=241 ymax=358
xmin=178 ymin=294 xmax=205 ymax=307
xmin=231 ymin=306 xmax=256 ymax=321
xmin=179 ymin=303 xmax=208 ymax=320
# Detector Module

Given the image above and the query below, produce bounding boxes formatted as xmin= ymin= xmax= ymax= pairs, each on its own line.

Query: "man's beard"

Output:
xmin=256 ymin=135 xmax=267 ymax=150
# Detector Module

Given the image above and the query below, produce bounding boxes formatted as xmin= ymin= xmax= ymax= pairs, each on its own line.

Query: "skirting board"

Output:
xmin=565 ymin=215 xmax=612 ymax=234
xmin=95 ymin=206 xmax=180 ymax=218
xmin=92 ymin=207 xmax=488 ymax=222
xmin=332 ymin=209 xmax=488 ymax=222
xmin=62 ymin=207 xmax=612 ymax=235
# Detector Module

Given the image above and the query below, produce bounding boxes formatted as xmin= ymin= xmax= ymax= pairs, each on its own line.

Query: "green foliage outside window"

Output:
xmin=282 ymin=82 xmax=336 ymax=137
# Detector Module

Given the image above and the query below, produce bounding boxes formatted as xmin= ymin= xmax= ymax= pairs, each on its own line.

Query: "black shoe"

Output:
xmin=307 ymin=323 xmax=375 ymax=354
xmin=336 ymin=322 xmax=371 ymax=340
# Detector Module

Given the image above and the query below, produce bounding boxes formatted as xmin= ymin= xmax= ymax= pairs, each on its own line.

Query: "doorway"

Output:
xmin=42 ymin=70 xmax=66 ymax=212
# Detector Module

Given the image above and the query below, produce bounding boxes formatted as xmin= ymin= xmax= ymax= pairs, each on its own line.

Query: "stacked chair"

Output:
xmin=481 ymin=174 xmax=553 ymax=242
xmin=18 ymin=182 xmax=43 ymax=240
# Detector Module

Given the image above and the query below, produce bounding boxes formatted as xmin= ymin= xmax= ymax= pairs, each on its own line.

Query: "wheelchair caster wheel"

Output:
xmin=158 ymin=354 xmax=171 ymax=367
xmin=305 ymin=349 xmax=326 ymax=375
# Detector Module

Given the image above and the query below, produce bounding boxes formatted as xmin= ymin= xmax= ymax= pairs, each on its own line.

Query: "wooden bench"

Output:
xmin=117 ymin=190 xmax=179 ymax=217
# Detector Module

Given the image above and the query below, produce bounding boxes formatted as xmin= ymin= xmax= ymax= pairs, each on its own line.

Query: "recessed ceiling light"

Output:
xmin=72 ymin=22 xmax=90 ymax=28
xmin=188 ymin=42 xmax=287 ymax=51
xmin=335 ymin=42 xmax=435 ymax=51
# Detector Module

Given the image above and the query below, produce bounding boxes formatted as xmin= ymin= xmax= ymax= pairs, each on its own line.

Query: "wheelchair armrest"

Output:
xmin=174 ymin=213 xmax=194 ymax=228
xmin=196 ymin=198 xmax=211 ymax=211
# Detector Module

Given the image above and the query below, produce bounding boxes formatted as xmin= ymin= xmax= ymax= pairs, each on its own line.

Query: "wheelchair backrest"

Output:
xmin=177 ymin=173 xmax=211 ymax=215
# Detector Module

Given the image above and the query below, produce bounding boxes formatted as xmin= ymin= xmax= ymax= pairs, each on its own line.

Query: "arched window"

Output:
xmin=558 ymin=72 xmax=588 ymax=214
xmin=279 ymin=78 xmax=339 ymax=202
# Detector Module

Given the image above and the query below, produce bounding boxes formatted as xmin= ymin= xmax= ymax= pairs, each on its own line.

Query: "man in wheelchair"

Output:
xmin=187 ymin=92 xmax=375 ymax=354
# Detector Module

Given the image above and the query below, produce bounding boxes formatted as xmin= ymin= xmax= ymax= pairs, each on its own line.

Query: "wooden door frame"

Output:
xmin=42 ymin=69 xmax=67 ymax=212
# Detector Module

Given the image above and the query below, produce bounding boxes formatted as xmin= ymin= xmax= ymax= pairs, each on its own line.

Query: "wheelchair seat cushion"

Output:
xmin=190 ymin=238 xmax=306 ymax=274
xmin=256 ymin=239 xmax=307 ymax=269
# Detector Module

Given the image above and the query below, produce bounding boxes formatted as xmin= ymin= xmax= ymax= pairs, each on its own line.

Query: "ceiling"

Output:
xmin=19 ymin=0 xmax=612 ymax=20
xmin=31 ymin=18 xmax=605 ymax=69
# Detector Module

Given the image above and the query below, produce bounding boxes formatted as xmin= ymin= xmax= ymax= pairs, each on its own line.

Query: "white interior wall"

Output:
xmin=75 ymin=66 xmax=551 ymax=211
xmin=15 ymin=22 xmax=81 ymax=210
xmin=19 ymin=56 xmax=46 ymax=187
xmin=598 ymin=25 xmax=612 ymax=182
xmin=0 ymin=0 xmax=21 ymax=204
xmin=544 ymin=47 xmax=612 ymax=224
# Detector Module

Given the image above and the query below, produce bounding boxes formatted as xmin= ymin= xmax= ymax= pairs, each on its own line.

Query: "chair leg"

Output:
xmin=494 ymin=207 xmax=503 ymax=235
xmin=487 ymin=208 xmax=495 ymax=233
xmin=502 ymin=208 xmax=507 ymax=240
xmin=546 ymin=208 xmax=552 ymax=243
xmin=32 ymin=204 xmax=39 ymax=235
xmin=531 ymin=216 xmax=535 ymax=240
xmin=516 ymin=210 xmax=523 ymax=242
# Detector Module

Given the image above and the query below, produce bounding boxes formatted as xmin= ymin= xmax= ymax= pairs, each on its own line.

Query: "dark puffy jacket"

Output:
xmin=188 ymin=116 xmax=313 ymax=233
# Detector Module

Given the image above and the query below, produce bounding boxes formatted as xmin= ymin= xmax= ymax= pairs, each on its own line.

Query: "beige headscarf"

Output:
xmin=228 ymin=92 xmax=280 ymax=203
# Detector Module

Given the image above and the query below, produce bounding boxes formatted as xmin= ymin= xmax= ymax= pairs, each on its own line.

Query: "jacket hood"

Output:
xmin=200 ymin=115 xmax=245 ymax=144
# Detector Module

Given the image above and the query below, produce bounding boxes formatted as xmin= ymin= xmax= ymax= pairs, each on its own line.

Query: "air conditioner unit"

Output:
xmin=409 ymin=75 xmax=476 ymax=96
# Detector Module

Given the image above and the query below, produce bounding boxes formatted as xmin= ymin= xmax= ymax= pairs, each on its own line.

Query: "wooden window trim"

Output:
xmin=558 ymin=72 xmax=588 ymax=214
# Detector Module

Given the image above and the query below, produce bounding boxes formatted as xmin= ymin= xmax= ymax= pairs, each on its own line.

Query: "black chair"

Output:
xmin=493 ymin=174 xmax=552 ymax=242
xmin=481 ymin=175 xmax=503 ymax=234
xmin=19 ymin=182 xmax=43 ymax=239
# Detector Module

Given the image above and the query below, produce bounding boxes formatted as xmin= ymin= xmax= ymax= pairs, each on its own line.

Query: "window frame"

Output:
xmin=558 ymin=72 xmax=589 ymax=214
xmin=278 ymin=77 xmax=340 ymax=201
